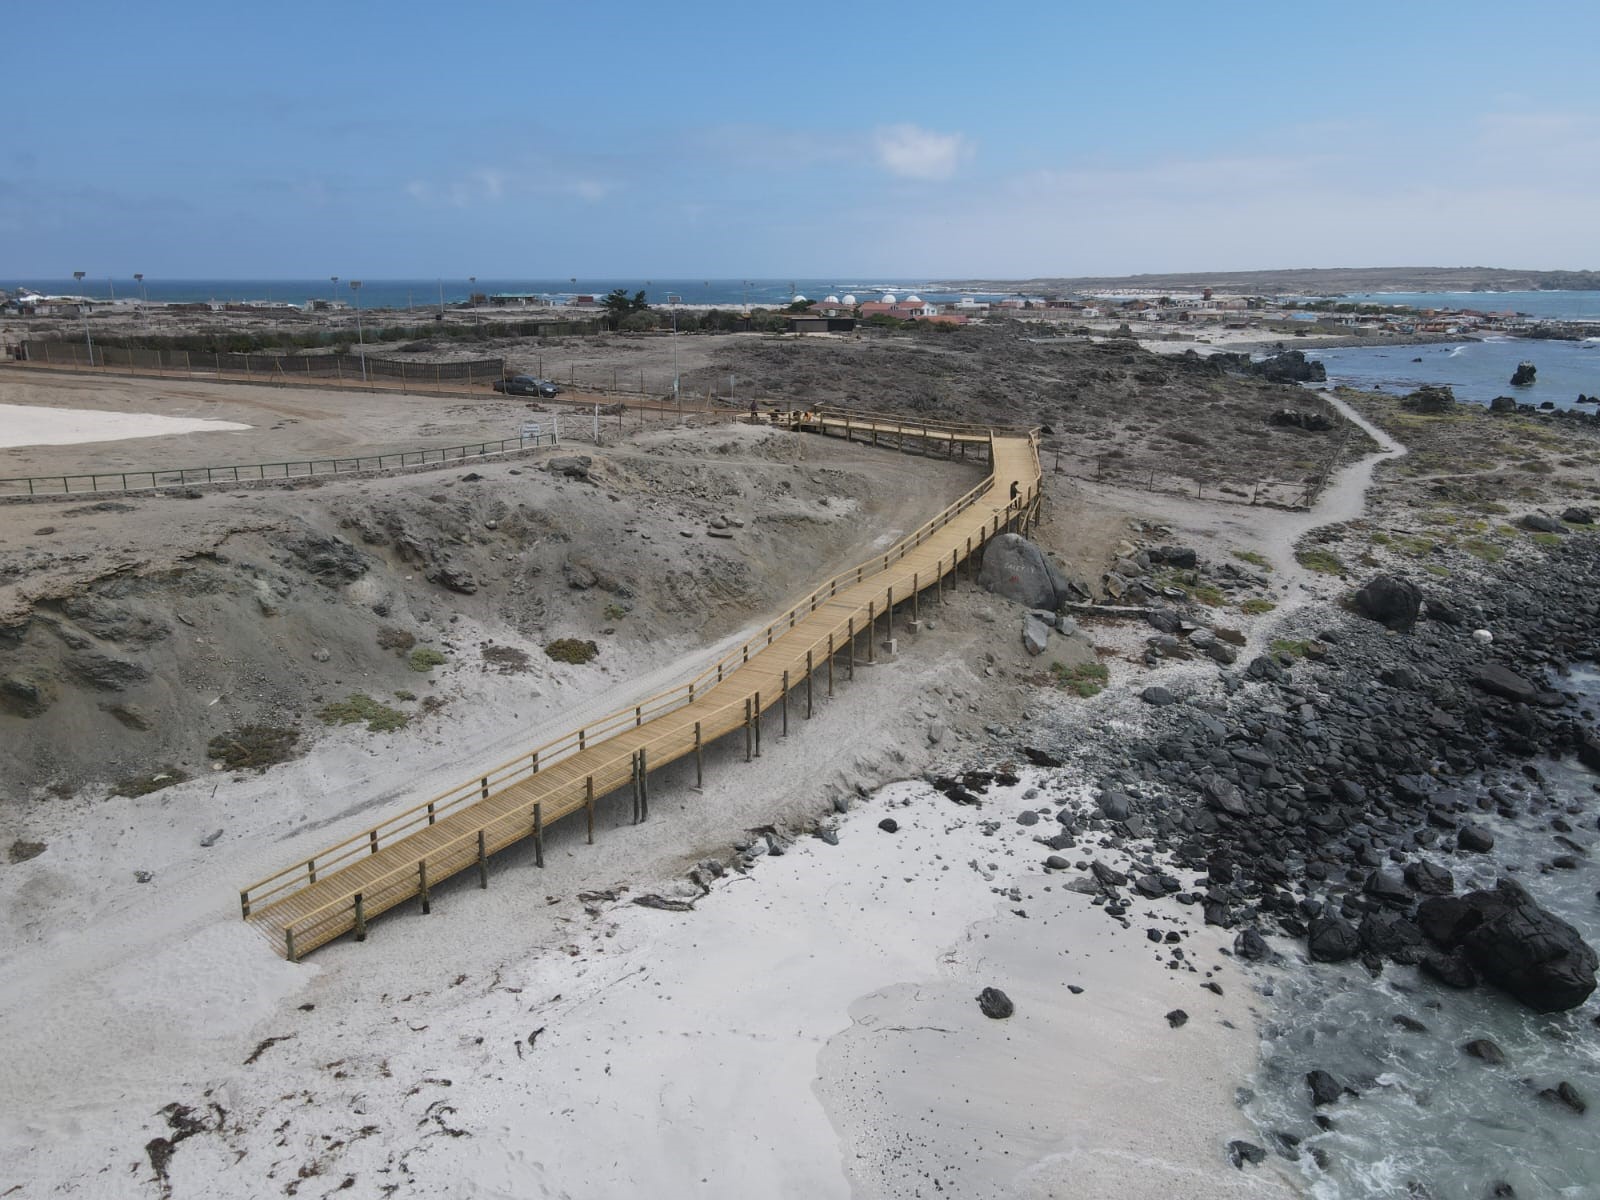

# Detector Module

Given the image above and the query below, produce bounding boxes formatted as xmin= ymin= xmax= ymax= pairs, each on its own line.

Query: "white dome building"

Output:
xmin=791 ymin=294 xmax=807 ymax=303
xmin=841 ymin=294 xmax=857 ymax=305
xmin=881 ymin=292 xmax=897 ymax=304
xmin=903 ymin=294 xmax=922 ymax=304
xmin=824 ymin=295 xmax=840 ymax=304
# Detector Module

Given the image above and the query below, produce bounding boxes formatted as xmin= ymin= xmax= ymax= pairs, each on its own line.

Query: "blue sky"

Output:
xmin=7 ymin=1 xmax=1598 ymax=278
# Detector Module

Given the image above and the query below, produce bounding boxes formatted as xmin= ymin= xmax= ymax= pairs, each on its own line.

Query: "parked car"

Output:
xmin=494 ymin=375 xmax=560 ymax=398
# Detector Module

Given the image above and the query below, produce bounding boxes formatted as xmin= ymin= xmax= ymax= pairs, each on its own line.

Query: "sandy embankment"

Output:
xmin=0 ymin=402 xmax=250 ymax=450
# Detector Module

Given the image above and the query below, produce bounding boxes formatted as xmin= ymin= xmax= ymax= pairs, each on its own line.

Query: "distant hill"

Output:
xmin=938 ymin=267 xmax=1600 ymax=296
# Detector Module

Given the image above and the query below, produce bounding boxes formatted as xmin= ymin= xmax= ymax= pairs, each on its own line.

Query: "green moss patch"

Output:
xmin=1049 ymin=660 xmax=1109 ymax=698
xmin=318 ymin=694 xmax=409 ymax=733
xmin=1296 ymin=548 xmax=1346 ymax=575
xmin=408 ymin=647 xmax=447 ymax=673
xmin=207 ymin=725 xmax=301 ymax=772
xmin=545 ymin=638 xmax=599 ymax=665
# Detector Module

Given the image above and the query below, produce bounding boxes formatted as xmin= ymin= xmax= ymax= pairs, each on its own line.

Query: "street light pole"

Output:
xmin=72 ymin=270 xmax=94 ymax=366
xmin=350 ymin=280 xmax=367 ymax=382
xmin=666 ymin=293 xmax=682 ymax=406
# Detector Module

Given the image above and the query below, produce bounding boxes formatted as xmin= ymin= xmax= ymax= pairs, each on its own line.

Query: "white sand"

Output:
xmin=0 ymin=402 xmax=250 ymax=449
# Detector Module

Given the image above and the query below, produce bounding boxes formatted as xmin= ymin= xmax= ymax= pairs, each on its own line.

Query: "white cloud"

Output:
xmin=872 ymin=124 xmax=973 ymax=180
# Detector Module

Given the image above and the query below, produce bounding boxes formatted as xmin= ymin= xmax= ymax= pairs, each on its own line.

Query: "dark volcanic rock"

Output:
xmin=1474 ymin=664 xmax=1539 ymax=703
xmin=1421 ymin=881 xmax=1598 ymax=1012
xmin=1234 ymin=927 xmax=1271 ymax=960
xmin=1228 ymin=1140 xmax=1267 ymax=1168
xmin=1306 ymin=1069 xmax=1345 ymax=1107
xmin=1165 ymin=1008 xmax=1189 ymax=1028
xmin=1519 ymin=513 xmax=1565 ymax=534
xmin=1457 ymin=824 xmax=1495 ymax=853
xmin=877 ymin=818 xmax=899 ymax=834
xmin=1460 ymin=1038 xmax=1507 ymax=1065
xmin=1307 ymin=915 xmax=1360 ymax=963
xmin=1539 ymin=1081 xmax=1587 ymax=1115
xmin=977 ymin=987 xmax=1014 ymax=1019
xmin=1421 ymin=951 xmax=1478 ymax=989
xmin=1141 ymin=686 xmax=1178 ymax=707
xmin=978 ymin=534 xmax=1074 ymax=610
xmin=1404 ymin=861 xmax=1455 ymax=896
xmin=1352 ymin=575 xmax=1422 ymax=632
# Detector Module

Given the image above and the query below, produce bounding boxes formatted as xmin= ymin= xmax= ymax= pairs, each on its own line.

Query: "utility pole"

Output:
xmin=350 ymin=280 xmax=367 ymax=382
xmin=72 ymin=270 xmax=94 ymax=365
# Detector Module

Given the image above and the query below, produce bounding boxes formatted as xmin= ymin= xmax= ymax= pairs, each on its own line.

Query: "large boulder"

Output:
xmin=1307 ymin=915 xmax=1360 ymax=963
xmin=978 ymin=534 xmax=1073 ymax=610
xmin=1352 ymin=575 xmax=1421 ymax=632
xmin=1520 ymin=513 xmax=1566 ymax=534
xmin=1474 ymin=664 xmax=1539 ymax=703
xmin=1419 ymin=881 xmax=1597 ymax=1013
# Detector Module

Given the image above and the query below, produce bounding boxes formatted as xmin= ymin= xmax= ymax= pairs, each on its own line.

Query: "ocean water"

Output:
xmin=1340 ymin=292 xmax=1600 ymax=322
xmin=1308 ymin=337 xmax=1600 ymax=408
xmin=3 ymin=278 xmax=1016 ymax=311
xmin=1244 ymin=670 xmax=1600 ymax=1198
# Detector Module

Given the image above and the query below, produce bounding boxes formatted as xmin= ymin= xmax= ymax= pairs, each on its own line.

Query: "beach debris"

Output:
xmin=632 ymin=894 xmax=695 ymax=913
xmin=199 ymin=829 xmax=224 ymax=848
xmin=243 ymin=1034 xmax=295 ymax=1066
xmin=877 ymin=818 xmax=899 ymax=834
xmin=976 ymin=987 xmax=1014 ymax=1019
xmin=1164 ymin=1008 xmax=1188 ymax=1028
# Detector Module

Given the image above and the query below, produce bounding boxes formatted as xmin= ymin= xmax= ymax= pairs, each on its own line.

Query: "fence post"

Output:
xmin=694 ymin=722 xmax=704 ymax=788
xmin=477 ymin=830 xmax=488 ymax=888
xmin=781 ymin=670 xmax=789 ymax=737
xmin=533 ymin=802 xmax=545 ymax=866
xmin=827 ymin=634 xmax=834 ymax=696
xmin=639 ymin=749 xmax=648 ymax=822
xmin=867 ymin=602 xmax=877 ymax=664
xmin=806 ymin=650 xmax=814 ymax=718
xmin=419 ymin=860 xmax=431 ymax=914
xmin=353 ymin=893 xmax=366 ymax=942
xmin=744 ymin=699 xmax=753 ymax=761
xmin=848 ymin=618 xmax=856 ymax=679
xmin=754 ymin=692 xmax=762 ymax=757
xmin=586 ymin=776 xmax=596 ymax=843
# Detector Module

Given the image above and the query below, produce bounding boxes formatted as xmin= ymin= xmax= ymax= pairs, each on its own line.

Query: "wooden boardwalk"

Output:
xmin=240 ymin=414 xmax=1042 ymax=959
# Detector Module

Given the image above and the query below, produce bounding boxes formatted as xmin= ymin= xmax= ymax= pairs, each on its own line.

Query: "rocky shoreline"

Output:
xmin=961 ymin=529 xmax=1600 ymax=1187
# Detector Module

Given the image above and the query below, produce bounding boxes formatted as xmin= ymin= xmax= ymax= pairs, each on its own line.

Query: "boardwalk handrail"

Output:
xmin=240 ymin=415 xmax=1041 ymax=946
xmin=268 ymin=477 xmax=1044 ymax=955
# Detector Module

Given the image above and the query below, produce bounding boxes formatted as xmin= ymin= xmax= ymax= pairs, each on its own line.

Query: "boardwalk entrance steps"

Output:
xmin=240 ymin=412 xmax=1042 ymax=959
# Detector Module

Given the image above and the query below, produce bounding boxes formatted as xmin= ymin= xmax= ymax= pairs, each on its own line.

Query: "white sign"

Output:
xmin=521 ymin=423 xmax=542 ymax=440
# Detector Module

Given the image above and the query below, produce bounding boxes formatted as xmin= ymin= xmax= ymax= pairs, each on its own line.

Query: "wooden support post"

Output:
xmin=586 ymin=776 xmax=596 ymax=843
xmin=806 ymin=651 xmax=814 ymax=718
xmin=631 ymin=752 xmax=641 ymax=823
xmin=240 ymin=891 xmax=251 ymax=919
xmin=480 ymin=775 xmax=489 ymax=801
xmin=534 ymin=802 xmax=546 ymax=865
xmin=419 ymin=860 xmax=431 ymax=913
xmin=913 ymin=573 xmax=920 ymax=624
xmin=745 ymin=699 xmax=753 ymax=761
xmin=754 ymin=692 xmax=762 ymax=757
xmin=354 ymin=893 xmax=366 ymax=942
xmin=477 ymin=830 xmax=488 ymax=888
xmin=827 ymin=633 xmax=835 ymax=695
xmin=639 ymin=751 xmax=649 ymax=822
xmin=781 ymin=670 xmax=789 ymax=736
xmin=848 ymin=618 xmax=856 ymax=679
xmin=427 ymin=802 xmax=436 ymax=825
xmin=369 ymin=830 xmax=379 ymax=855
xmin=694 ymin=722 xmax=704 ymax=788
xmin=284 ymin=926 xmax=297 ymax=963
xmin=886 ymin=587 xmax=894 ymax=637
xmin=530 ymin=749 xmax=540 ymax=775
xmin=868 ymin=602 xmax=877 ymax=664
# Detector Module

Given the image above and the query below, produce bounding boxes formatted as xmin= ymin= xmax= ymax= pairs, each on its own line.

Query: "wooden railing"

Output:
xmin=240 ymin=415 xmax=1042 ymax=956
